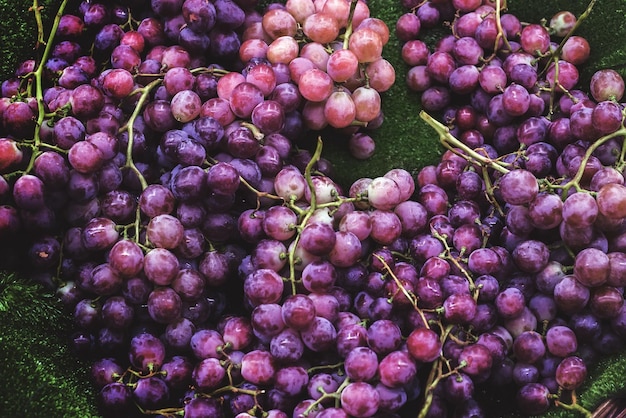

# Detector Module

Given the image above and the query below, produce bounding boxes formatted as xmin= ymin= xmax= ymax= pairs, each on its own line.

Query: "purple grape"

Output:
xmin=240 ymin=349 xmax=276 ymax=386
xmin=274 ymin=366 xmax=309 ymax=397
xmin=366 ymin=319 xmax=402 ymax=355
xmin=555 ymin=356 xmax=587 ymax=390
xmin=192 ymin=357 xmax=226 ymax=391
xmin=99 ymin=382 xmax=132 ymax=412
xmin=379 ymin=350 xmax=418 ymax=387
xmin=129 ymin=333 xmax=166 ymax=373
xmin=340 ymin=382 xmax=380 ymax=418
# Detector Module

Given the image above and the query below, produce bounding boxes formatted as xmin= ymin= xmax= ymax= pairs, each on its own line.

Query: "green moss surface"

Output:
xmin=0 ymin=273 xmax=99 ymax=418
xmin=1 ymin=0 xmax=626 ymax=417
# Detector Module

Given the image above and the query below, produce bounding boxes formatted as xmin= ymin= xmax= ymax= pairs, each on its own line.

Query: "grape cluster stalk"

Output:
xmin=1 ymin=0 xmax=626 ymax=417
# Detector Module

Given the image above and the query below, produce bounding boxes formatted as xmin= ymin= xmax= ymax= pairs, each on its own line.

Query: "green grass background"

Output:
xmin=1 ymin=0 xmax=626 ymax=417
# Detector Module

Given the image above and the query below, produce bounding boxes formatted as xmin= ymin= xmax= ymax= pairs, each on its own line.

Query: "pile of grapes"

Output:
xmin=1 ymin=0 xmax=626 ymax=416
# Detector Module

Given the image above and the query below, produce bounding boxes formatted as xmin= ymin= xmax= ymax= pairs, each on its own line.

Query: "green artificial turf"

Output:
xmin=1 ymin=0 xmax=626 ymax=417
xmin=0 ymin=274 xmax=100 ymax=417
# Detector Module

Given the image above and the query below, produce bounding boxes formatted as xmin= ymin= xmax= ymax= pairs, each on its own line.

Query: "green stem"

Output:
xmin=119 ymin=79 xmax=163 ymax=191
xmin=555 ymin=127 xmax=626 ymax=198
xmin=342 ymin=0 xmax=360 ymax=50
xmin=553 ymin=390 xmax=593 ymax=418
xmin=420 ymin=111 xmax=510 ymax=175
xmin=284 ymin=137 xmax=325 ymax=295
xmin=26 ymin=0 xmax=70 ymax=174
xmin=493 ymin=0 xmax=512 ymax=53
xmin=30 ymin=1 xmax=45 ymax=49
xmin=304 ymin=375 xmax=351 ymax=415
xmin=418 ymin=325 xmax=458 ymax=418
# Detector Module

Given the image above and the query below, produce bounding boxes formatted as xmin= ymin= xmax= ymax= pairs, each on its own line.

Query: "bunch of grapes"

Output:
xmin=393 ymin=0 xmax=626 ymax=416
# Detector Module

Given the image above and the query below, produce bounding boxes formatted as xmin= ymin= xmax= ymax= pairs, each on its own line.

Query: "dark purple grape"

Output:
xmin=99 ymin=382 xmax=132 ymax=412
xmin=129 ymin=333 xmax=166 ymax=373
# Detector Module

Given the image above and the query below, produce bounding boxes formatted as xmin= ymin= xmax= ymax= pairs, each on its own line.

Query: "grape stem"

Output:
xmin=30 ymin=1 xmax=49 ymax=49
xmin=283 ymin=137 xmax=324 ymax=294
xmin=24 ymin=0 xmax=70 ymax=175
xmin=420 ymin=111 xmax=510 ymax=175
xmin=540 ymin=0 xmax=598 ymax=118
xmin=373 ymin=253 xmax=429 ymax=328
xmin=490 ymin=0 xmax=512 ymax=58
xmin=430 ymin=228 xmax=479 ymax=300
xmin=342 ymin=0 xmax=360 ymax=50
xmin=418 ymin=324 xmax=465 ymax=418
xmin=304 ymin=375 xmax=351 ymax=414
xmin=240 ymin=121 xmax=265 ymax=141
xmin=307 ymin=361 xmax=345 ymax=374
xmin=136 ymin=405 xmax=184 ymax=417
xmin=118 ymin=78 xmax=163 ymax=191
xmin=553 ymin=390 xmax=593 ymax=417
xmin=553 ymin=126 xmax=626 ymax=199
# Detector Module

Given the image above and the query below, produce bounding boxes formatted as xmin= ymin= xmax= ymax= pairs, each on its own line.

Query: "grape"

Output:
xmin=193 ymin=397 xmax=230 ymax=418
xmin=350 ymin=28 xmax=385 ymax=65
xmin=512 ymin=240 xmax=550 ymax=274
xmin=498 ymin=169 xmax=539 ymax=206
xmin=128 ymin=333 xmax=166 ymax=373
xmin=502 ymin=83 xmax=530 ymax=116
xmin=554 ymin=275 xmax=591 ymax=315
xmin=146 ymin=214 xmax=184 ymax=249
xmin=243 ymin=269 xmax=284 ymax=307
xmin=192 ymin=357 xmax=226 ymax=391
xmin=0 ymin=138 xmax=24 ymax=171
xmin=252 ymin=100 xmax=285 ymax=134
xmin=205 ymin=161 xmax=240 ymax=196
xmin=546 ymin=60 xmax=579 ymax=93
xmin=590 ymin=69 xmax=625 ymax=102
xmin=298 ymin=68 xmax=334 ymax=102
xmin=562 ymin=35 xmax=591 ymax=65
xmin=323 ymin=90 xmax=356 ymax=129
xmin=12 ymin=174 xmax=45 ymax=210
xmin=347 ymin=132 xmax=376 ymax=160
xmin=574 ymin=247 xmax=609 ymax=287
xmin=142 ymin=248 xmax=179 ymax=286
xmin=520 ymin=23 xmax=551 ymax=55
xmin=147 ymin=286 xmax=182 ymax=324
xmin=300 ymin=316 xmax=337 ymax=352
xmin=555 ymin=356 xmax=587 ymax=390
xmin=449 ymin=65 xmax=480 ymax=95
xmin=274 ymin=366 xmax=309 ymax=397
xmin=170 ymin=89 xmax=202 ymax=123
xmin=344 ymin=346 xmax=378 ymax=381
xmin=99 ymin=382 xmax=132 ymax=412
xmin=366 ymin=319 xmax=402 ymax=356
xmin=340 ymin=382 xmax=380 ymax=418
xmin=364 ymin=58 xmax=396 ymax=93
xmin=171 ymin=268 xmax=205 ymax=301
xmin=301 ymin=12 xmax=340 ymax=44
xmin=397 ymin=10 xmax=423 ymax=41
xmin=240 ymin=349 xmax=276 ymax=386
xmin=597 ymin=183 xmax=626 ymax=219
xmin=378 ymin=350 xmax=418 ymax=388
xmin=327 ymin=49 xmax=359 ymax=83
xmin=270 ymin=327 xmax=304 ymax=363
xmin=513 ymin=331 xmax=546 ymax=364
